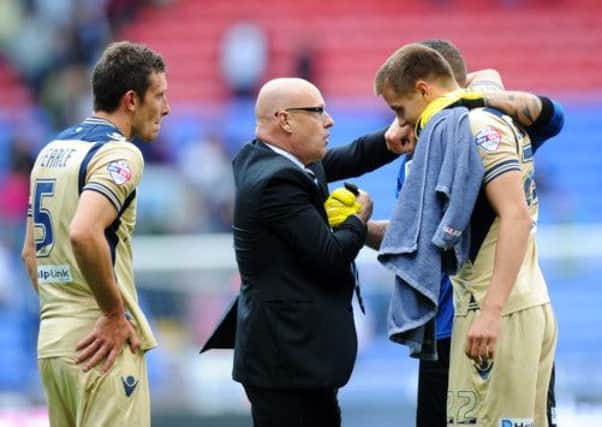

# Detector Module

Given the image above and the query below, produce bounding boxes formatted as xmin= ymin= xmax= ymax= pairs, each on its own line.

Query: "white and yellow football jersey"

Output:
xmin=28 ymin=117 xmax=157 ymax=359
xmin=451 ymin=108 xmax=550 ymax=316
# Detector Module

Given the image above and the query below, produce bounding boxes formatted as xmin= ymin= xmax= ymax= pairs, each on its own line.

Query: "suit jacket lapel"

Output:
xmin=254 ymin=140 xmax=328 ymax=222
xmin=306 ymin=164 xmax=329 ymax=221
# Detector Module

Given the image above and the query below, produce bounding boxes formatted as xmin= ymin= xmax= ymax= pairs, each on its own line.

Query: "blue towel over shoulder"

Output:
xmin=377 ymin=107 xmax=484 ymax=360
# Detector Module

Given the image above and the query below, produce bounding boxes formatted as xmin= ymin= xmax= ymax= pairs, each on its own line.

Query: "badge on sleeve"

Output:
xmin=475 ymin=127 xmax=502 ymax=152
xmin=107 ymin=160 xmax=132 ymax=185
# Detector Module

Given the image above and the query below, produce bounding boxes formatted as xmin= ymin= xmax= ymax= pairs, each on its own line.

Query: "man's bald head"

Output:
xmin=253 ymin=77 xmax=334 ymax=165
xmin=255 ymin=78 xmax=321 ymax=121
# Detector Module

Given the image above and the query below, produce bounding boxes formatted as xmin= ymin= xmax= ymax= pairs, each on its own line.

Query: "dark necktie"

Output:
xmin=308 ymin=167 xmax=365 ymax=314
xmin=305 ymin=168 xmax=319 ymax=187
xmin=351 ymin=261 xmax=366 ymax=315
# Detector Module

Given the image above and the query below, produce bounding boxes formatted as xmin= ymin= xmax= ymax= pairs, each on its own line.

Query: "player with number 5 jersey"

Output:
xmin=21 ymin=41 xmax=170 ymax=427
xmin=29 ymin=121 xmax=155 ymax=360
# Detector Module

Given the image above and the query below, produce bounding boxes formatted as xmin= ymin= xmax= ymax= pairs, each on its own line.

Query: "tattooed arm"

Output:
xmin=483 ymin=92 xmax=564 ymax=151
xmin=467 ymin=70 xmax=548 ymax=129
xmin=483 ymin=91 xmax=543 ymax=127
xmin=466 ymin=68 xmax=540 ymax=125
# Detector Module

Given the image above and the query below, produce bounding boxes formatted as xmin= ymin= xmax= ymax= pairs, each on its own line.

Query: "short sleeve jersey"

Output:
xmin=28 ymin=117 xmax=157 ymax=358
xmin=451 ymin=109 xmax=550 ymax=316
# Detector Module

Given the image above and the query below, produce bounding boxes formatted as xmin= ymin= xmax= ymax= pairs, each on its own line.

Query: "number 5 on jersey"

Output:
xmin=33 ymin=179 xmax=56 ymax=257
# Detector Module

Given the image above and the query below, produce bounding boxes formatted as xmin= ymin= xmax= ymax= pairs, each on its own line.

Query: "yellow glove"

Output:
xmin=417 ymin=89 xmax=485 ymax=131
xmin=324 ymin=187 xmax=362 ymax=227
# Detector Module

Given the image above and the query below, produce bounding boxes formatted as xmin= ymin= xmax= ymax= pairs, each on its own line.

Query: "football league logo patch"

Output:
xmin=474 ymin=358 xmax=494 ymax=380
xmin=121 ymin=375 xmax=138 ymax=397
xmin=475 ymin=127 xmax=502 ymax=151
xmin=107 ymin=160 xmax=132 ymax=185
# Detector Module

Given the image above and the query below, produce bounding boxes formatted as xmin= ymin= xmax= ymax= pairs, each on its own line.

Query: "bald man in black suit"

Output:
xmin=204 ymin=77 xmax=399 ymax=427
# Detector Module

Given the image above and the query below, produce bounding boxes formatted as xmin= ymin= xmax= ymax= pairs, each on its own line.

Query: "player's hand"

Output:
xmin=75 ymin=312 xmax=140 ymax=373
xmin=355 ymin=190 xmax=373 ymax=224
xmin=324 ymin=186 xmax=362 ymax=227
xmin=385 ymin=118 xmax=417 ymax=155
xmin=465 ymin=307 xmax=502 ymax=362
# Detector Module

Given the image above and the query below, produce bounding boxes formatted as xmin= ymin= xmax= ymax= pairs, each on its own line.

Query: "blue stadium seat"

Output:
xmin=0 ymin=310 xmax=31 ymax=391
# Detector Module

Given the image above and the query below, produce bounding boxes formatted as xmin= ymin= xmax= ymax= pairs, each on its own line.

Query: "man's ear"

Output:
xmin=416 ymin=80 xmax=437 ymax=103
xmin=276 ymin=111 xmax=293 ymax=134
xmin=123 ymin=90 xmax=138 ymax=112
xmin=415 ymin=80 xmax=429 ymax=98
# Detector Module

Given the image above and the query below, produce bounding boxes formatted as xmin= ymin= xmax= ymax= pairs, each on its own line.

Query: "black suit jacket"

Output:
xmin=202 ymin=129 xmax=397 ymax=389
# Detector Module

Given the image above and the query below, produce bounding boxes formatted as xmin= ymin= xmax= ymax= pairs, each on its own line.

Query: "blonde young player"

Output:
xmin=21 ymin=42 xmax=170 ymax=427
xmin=378 ymin=40 xmax=561 ymax=427
xmin=374 ymin=44 xmax=557 ymax=426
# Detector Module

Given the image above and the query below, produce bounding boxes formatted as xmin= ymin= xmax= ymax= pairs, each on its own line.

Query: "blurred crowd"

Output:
xmin=0 ymin=1 xmax=237 ymax=359
xmin=0 ymin=2 xmax=599 ymax=420
xmin=0 ymin=0 xmax=156 ymax=127
xmin=0 ymin=0 xmax=239 ymax=239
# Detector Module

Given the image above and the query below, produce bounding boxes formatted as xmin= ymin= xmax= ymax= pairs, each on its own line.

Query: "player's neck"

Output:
xmin=430 ymin=85 xmax=460 ymax=100
xmin=93 ymin=111 xmax=133 ymax=140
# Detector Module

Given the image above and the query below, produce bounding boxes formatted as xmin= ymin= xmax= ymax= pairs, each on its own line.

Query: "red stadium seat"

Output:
xmin=117 ymin=0 xmax=602 ymax=102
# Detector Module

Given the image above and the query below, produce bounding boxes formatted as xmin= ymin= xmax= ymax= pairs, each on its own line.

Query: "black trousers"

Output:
xmin=243 ymin=384 xmax=341 ymax=427
xmin=416 ymin=338 xmax=558 ymax=427
xmin=416 ymin=338 xmax=451 ymax=427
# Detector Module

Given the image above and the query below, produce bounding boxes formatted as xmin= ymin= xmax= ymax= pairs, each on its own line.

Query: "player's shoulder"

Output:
xmin=97 ymin=140 xmax=144 ymax=165
xmin=53 ymin=117 xmax=140 ymax=149
xmin=100 ymin=139 xmax=143 ymax=155
xmin=468 ymin=107 xmax=517 ymax=135
xmin=468 ymin=107 xmax=504 ymax=125
xmin=467 ymin=108 xmax=520 ymax=154
xmin=55 ymin=118 xmax=113 ymax=141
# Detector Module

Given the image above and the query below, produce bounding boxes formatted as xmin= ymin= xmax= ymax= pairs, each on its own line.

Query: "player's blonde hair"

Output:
xmin=374 ymin=43 xmax=455 ymax=96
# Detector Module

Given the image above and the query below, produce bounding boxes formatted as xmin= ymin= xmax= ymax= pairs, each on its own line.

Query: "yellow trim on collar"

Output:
xmin=416 ymin=89 xmax=483 ymax=133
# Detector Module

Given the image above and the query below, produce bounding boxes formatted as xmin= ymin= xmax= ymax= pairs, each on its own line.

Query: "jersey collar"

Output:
xmin=416 ymin=89 xmax=469 ymax=136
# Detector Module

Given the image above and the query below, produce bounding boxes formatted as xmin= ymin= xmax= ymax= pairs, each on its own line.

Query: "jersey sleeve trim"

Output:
xmin=82 ymin=182 xmax=122 ymax=212
xmin=484 ymin=159 xmax=521 ymax=184
xmin=78 ymin=142 xmax=105 ymax=194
